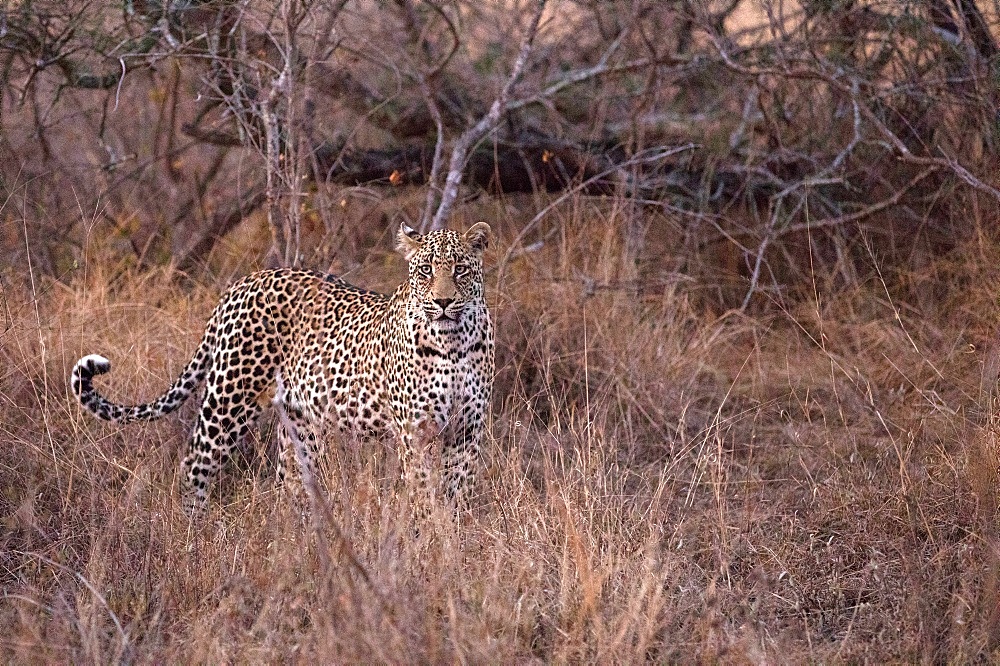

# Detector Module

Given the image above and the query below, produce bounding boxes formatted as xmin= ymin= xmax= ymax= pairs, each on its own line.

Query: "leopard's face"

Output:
xmin=397 ymin=223 xmax=490 ymax=332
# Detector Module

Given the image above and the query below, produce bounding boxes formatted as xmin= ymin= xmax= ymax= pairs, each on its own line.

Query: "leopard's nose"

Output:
xmin=435 ymin=298 xmax=455 ymax=310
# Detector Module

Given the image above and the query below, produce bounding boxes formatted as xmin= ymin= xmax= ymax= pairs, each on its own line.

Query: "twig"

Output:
xmin=396 ymin=0 xmax=462 ymax=232
xmin=741 ymin=194 xmax=806 ymax=311
xmin=417 ymin=81 xmax=446 ymax=232
xmin=737 ymin=161 xmax=936 ymax=311
xmin=428 ymin=0 xmax=547 ymax=229
xmin=780 ymin=167 xmax=939 ymax=236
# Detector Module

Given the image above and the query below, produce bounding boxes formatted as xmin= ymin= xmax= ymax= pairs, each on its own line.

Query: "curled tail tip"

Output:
xmin=72 ymin=354 xmax=111 ymax=398
xmin=75 ymin=354 xmax=111 ymax=377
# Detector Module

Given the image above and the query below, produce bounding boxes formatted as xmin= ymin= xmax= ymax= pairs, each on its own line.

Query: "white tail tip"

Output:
xmin=76 ymin=354 xmax=111 ymax=376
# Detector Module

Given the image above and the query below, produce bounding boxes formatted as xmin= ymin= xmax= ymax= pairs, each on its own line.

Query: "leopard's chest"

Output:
xmin=412 ymin=357 xmax=475 ymax=416
xmin=412 ymin=348 xmax=483 ymax=424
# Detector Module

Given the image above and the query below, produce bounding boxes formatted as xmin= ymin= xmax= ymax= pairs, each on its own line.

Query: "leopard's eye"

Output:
xmin=453 ymin=264 xmax=469 ymax=278
xmin=416 ymin=264 xmax=433 ymax=278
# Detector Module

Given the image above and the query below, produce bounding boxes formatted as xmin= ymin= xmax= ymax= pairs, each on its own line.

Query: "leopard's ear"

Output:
xmin=464 ymin=221 xmax=491 ymax=255
xmin=396 ymin=223 xmax=424 ymax=261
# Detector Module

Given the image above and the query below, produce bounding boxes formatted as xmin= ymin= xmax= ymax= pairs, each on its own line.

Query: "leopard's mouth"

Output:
xmin=431 ymin=310 xmax=463 ymax=330
xmin=427 ymin=303 xmax=462 ymax=323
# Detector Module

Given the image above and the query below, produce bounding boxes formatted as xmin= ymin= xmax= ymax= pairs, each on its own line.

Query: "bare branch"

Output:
xmin=780 ymin=167 xmax=940 ymax=237
xmin=706 ymin=30 xmax=1000 ymax=204
xmin=417 ymin=72 xmax=447 ymax=231
xmin=399 ymin=0 xmax=461 ymax=231
xmin=428 ymin=0 xmax=546 ymax=230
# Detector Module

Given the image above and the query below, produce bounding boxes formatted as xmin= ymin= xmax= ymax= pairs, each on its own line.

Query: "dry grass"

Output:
xmin=3 ymin=209 xmax=1000 ymax=663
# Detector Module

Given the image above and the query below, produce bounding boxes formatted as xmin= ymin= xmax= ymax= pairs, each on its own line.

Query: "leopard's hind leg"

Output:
xmin=180 ymin=365 xmax=275 ymax=514
xmin=272 ymin=372 xmax=323 ymax=510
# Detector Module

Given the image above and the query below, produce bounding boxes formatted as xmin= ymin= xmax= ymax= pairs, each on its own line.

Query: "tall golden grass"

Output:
xmin=2 ymin=205 xmax=1000 ymax=662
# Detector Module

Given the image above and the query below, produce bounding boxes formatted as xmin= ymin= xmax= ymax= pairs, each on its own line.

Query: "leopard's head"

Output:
xmin=397 ymin=222 xmax=490 ymax=331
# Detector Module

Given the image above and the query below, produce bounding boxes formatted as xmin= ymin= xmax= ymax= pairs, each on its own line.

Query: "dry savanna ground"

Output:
xmin=3 ymin=205 xmax=1000 ymax=662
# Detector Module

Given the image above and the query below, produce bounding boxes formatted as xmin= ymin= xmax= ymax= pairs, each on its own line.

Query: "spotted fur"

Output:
xmin=71 ymin=224 xmax=495 ymax=514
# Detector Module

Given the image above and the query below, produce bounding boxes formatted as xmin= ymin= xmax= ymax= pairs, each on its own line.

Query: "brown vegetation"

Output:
xmin=4 ymin=209 xmax=1000 ymax=661
xmin=4 ymin=0 xmax=1000 ymax=662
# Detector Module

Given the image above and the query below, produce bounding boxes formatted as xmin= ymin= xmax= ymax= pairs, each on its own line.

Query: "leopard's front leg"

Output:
xmin=442 ymin=405 xmax=484 ymax=514
xmin=396 ymin=419 xmax=438 ymax=519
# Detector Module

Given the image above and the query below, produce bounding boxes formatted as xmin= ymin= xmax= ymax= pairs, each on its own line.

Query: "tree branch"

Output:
xmin=780 ymin=167 xmax=940 ymax=237
xmin=706 ymin=30 xmax=1000 ymax=203
xmin=428 ymin=0 xmax=546 ymax=230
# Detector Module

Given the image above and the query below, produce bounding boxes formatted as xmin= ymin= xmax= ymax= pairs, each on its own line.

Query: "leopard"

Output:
xmin=71 ymin=223 xmax=495 ymax=515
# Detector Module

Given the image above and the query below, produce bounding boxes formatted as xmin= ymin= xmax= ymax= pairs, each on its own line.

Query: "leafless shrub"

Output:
xmin=5 ymin=1 xmax=1000 ymax=305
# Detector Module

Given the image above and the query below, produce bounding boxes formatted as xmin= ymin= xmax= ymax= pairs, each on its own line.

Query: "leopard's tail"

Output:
xmin=71 ymin=335 xmax=213 ymax=423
